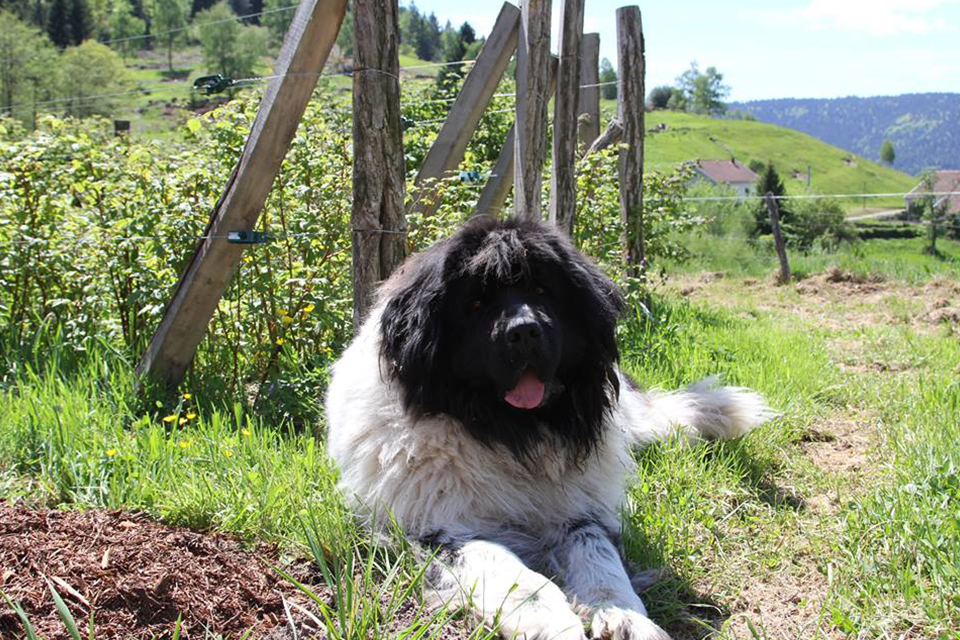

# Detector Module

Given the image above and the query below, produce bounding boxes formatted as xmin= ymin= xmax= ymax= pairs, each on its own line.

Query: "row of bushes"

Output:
xmin=0 ymin=78 xmax=699 ymax=423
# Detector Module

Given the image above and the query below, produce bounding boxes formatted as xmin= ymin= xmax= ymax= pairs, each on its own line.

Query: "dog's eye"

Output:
xmin=534 ymin=286 xmax=545 ymax=295
xmin=469 ymin=300 xmax=482 ymax=312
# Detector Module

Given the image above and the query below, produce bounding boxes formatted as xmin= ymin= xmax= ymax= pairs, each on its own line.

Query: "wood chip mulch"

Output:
xmin=0 ymin=502 xmax=331 ymax=639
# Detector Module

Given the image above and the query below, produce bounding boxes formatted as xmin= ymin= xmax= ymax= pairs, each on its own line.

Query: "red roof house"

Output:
xmin=904 ymin=170 xmax=960 ymax=215
xmin=690 ymin=159 xmax=758 ymax=200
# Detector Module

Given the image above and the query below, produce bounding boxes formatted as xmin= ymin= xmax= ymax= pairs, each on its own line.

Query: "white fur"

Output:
xmin=326 ymin=304 xmax=775 ymax=640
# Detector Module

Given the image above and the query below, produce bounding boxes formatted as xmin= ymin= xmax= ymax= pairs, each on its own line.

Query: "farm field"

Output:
xmin=643 ymin=111 xmax=919 ymax=209
xmin=1 ymin=233 xmax=958 ymax=639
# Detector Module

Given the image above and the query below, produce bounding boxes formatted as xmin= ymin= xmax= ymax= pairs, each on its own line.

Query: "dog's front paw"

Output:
xmin=590 ymin=607 xmax=670 ymax=640
xmin=503 ymin=605 xmax=586 ymax=640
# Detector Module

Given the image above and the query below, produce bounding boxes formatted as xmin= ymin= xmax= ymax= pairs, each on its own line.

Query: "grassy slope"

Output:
xmin=644 ymin=111 xmax=919 ymax=207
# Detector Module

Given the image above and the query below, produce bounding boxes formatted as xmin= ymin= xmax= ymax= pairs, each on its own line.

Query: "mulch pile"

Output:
xmin=0 ymin=503 xmax=334 ymax=639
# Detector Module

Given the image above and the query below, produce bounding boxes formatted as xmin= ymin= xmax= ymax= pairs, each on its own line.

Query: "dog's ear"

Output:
xmin=551 ymin=233 xmax=625 ymax=360
xmin=378 ymin=244 xmax=449 ymax=406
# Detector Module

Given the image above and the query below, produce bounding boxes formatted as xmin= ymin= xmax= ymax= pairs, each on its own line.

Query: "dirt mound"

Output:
xmin=795 ymin=267 xmax=885 ymax=296
xmin=0 ymin=504 xmax=330 ymax=639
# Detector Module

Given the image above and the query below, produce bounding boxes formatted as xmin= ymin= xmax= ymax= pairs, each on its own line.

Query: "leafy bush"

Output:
xmin=0 ymin=85 xmax=703 ymax=424
xmin=781 ymin=197 xmax=858 ymax=251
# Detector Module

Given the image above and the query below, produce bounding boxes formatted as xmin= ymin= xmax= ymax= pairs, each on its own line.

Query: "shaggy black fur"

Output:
xmin=379 ymin=216 xmax=625 ymax=462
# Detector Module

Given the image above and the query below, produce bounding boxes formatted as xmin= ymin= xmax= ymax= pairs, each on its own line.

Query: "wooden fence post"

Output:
xmin=548 ymin=0 xmax=584 ymax=234
xmin=409 ymin=2 xmax=519 ymax=219
xmin=764 ymin=192 xmax=792 ymax=283
xmin=476 ymin=55 xmax=557 ymax=218
xmin=513 ymin=0 xmax=551 ymax=220
xmin=475 ymin=124 xmax=515 ymax=217
xmin=616 ymin=6 xmax=645 ymax=275
xmin=578 ymin=32 xmax=600 ymax=151
xmin=136 ymin=0 xmax=348 ymax=390
xmin=352 ymin=0 xmax=407 ymax=331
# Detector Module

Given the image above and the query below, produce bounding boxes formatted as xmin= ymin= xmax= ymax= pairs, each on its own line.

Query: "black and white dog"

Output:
xmin=326 ymin=217 xmax=774 ymax=640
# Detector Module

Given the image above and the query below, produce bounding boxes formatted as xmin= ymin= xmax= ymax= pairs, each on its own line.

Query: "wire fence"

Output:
xmin=2 ymin=186 xmax=957 ymax=247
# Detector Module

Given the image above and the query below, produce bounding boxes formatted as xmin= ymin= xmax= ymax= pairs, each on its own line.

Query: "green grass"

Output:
xmin=668 ymin=231 xmax=960 ymax=284
xmin=3 ymin=236 xmax=960 ymax=638
xmin=644 ymin=111 xmax=918 ymax=208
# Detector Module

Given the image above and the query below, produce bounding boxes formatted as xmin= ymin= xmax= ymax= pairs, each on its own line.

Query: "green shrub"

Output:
xmin=0 ymin=87 xmax=704 ymax=422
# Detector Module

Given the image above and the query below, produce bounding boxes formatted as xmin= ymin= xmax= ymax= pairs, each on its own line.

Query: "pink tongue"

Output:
xmin=504 ymin=371 xmax=545 ymax=409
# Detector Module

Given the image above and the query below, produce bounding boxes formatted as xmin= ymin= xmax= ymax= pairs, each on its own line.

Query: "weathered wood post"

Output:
xmin=513 ymin=0 xmax=552 ymax=220
xmin=476 ymin=55 xmax=558 ymax=218
xmin=548 ymin=0 xmax=584 ymax=234
xmin=764 ymin=192 xmax=792 ymax=283
xmin=616 ymin=6 xmax=645 ymax=275
xmin=475 ymin=124 xmax=516 ymax=217
xmin=136 ymin=0 xmax=348 ymax=390
xmin=352 ymin=0 xmax=407 ymax=330
xmin=578 ymin=33 xmax=601 ymax=151
xmin=409 ymin=2 xmax=520 ymax=219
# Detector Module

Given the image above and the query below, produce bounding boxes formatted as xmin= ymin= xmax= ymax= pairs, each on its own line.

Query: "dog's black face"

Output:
xmin=379 ymin=216 xmax=624 ymax=462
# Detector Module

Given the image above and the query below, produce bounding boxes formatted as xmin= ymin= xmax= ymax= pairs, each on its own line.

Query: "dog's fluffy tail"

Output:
xmin=623 ymin=375 xmax=778 ymax=446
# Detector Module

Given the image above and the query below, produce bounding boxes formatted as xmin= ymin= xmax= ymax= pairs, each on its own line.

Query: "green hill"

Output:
xmin=642 ymin=111 xmax=918 ymax=208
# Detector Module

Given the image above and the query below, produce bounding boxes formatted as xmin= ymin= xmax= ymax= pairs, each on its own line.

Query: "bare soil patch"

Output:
xmin=0 ymin=504 xmax=466 ymax=640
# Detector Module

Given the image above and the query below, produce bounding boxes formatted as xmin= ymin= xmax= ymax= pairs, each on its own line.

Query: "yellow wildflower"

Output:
xmin=303 ymin=304 xmax=315 ymax=314
xmin=279 ymin=309 xmax=289 ymax=316
xmin=281 ymin=316 xmax=294 ymax=325
xmin=276 ymin=338 xmax=285 ymax=346
xmin=178 ymin=417 xmax=187 ymax=426
xmin=162 ymin=415 xmax=177 ymax=423
xmin=106 ymin=448 xmax=118 ymax=457
xmin=241 ymin=428 xmax=251 ymax=437
xmin=186 ymin=411 xmax=197 ymax=420
xmin=223 ymin=448 xmax=234 ymax=458
xmin=179 ymin=440 xmax=191 ymax=449
xmin=183 ymin=393 xmax=192 ymax=400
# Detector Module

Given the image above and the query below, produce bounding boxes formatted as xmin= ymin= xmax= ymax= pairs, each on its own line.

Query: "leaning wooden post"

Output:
xmin=476 ymin=55 xmax=557 ymax=218
xmin=352 ymin=0 xmax=407 ymax=330
xmin=616 ymin=6 xmax=645 ymax=275
xmin=764 ymin=192 xmax=791 ymax=283
xmin=410 ymin=2 xmax=519 ymax=219
xmin=136 ymin=0 xmax=348 ymax=390
xmin=475 ymin=124 xmax=516 ymax=217
xmin=513 ymin=0 xmax=551 ymax=220
xmin=548 ymin=0 xmax=584 ymax=234
xmin=578 ymin=33 xmax=601 ymax=151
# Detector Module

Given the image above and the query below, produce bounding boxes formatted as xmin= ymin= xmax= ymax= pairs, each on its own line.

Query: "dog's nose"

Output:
xmin=505 ymin=312 xmax=543 ymax=353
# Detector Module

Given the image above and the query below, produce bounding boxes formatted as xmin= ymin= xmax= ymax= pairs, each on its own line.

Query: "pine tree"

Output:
xmin=880 ymin=140 xmax=896 ymax=165
xmin=47 ymin=0 xmax=71 ymax=47
xmin=599 ymin=58 xmax=617 ymax=100
xmin=67 ymin=0 xmax=92 ymax=44
xmin=753 ymin=162 xmax=790 ymax=235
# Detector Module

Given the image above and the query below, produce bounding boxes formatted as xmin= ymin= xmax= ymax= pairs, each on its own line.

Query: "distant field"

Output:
xmin=644 ymin=111 xmax=918 ymax=208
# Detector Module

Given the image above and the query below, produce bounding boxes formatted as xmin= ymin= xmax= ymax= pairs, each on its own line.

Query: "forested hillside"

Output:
xmin=732 ymin=93 xmax=960 ymax=175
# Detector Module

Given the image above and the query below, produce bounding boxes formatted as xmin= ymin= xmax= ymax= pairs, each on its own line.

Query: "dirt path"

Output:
xmin=663 ymin=267 xmax=959 ymax=640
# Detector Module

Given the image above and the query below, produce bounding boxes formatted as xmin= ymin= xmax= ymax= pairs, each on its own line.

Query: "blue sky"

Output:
xmin=407 ymin=0 xmax=960 ymax=101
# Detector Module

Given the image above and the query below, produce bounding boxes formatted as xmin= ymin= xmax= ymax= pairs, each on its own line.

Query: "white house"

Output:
xmin=690 ymin=159 xmax=758 ymax=201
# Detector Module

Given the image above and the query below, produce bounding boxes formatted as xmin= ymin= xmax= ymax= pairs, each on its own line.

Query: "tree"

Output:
xmin=151 ymin=0 xmax=187 ymax=70
xmin=47 ymin=0 xmax=71 ymax=46
xmin=263 ymin=0 xmax=297 ymax=46
xmin=67 ymin=0 xmax=92 ymax=43
xmin=753 ymin=161 xmax=789 ymax=235
xmin=647 ymin=85 xmax=674 ymax=109
xmin=880 ymin=139 xmax=895 ymax=165
xmin=0 ymin=10 xmax=58 ymax=123
xmin=58 ymin=40 xmax=131 ymax=117
xmin=599 ymin=57 xmax=616 ymax=100
xmin=675 ymin=61 xmax=729 ymax=115
xmin=458 ymin=21 xmax=474 ymax=46
xmin=195 ymin=1 xmax=266 ymax=79
xmin=108 ymin=1 xmax=144 ymax=62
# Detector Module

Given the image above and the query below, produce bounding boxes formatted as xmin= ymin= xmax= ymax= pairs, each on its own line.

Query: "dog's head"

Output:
xmin=378 ymin=216 xmax=624 ymax=461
